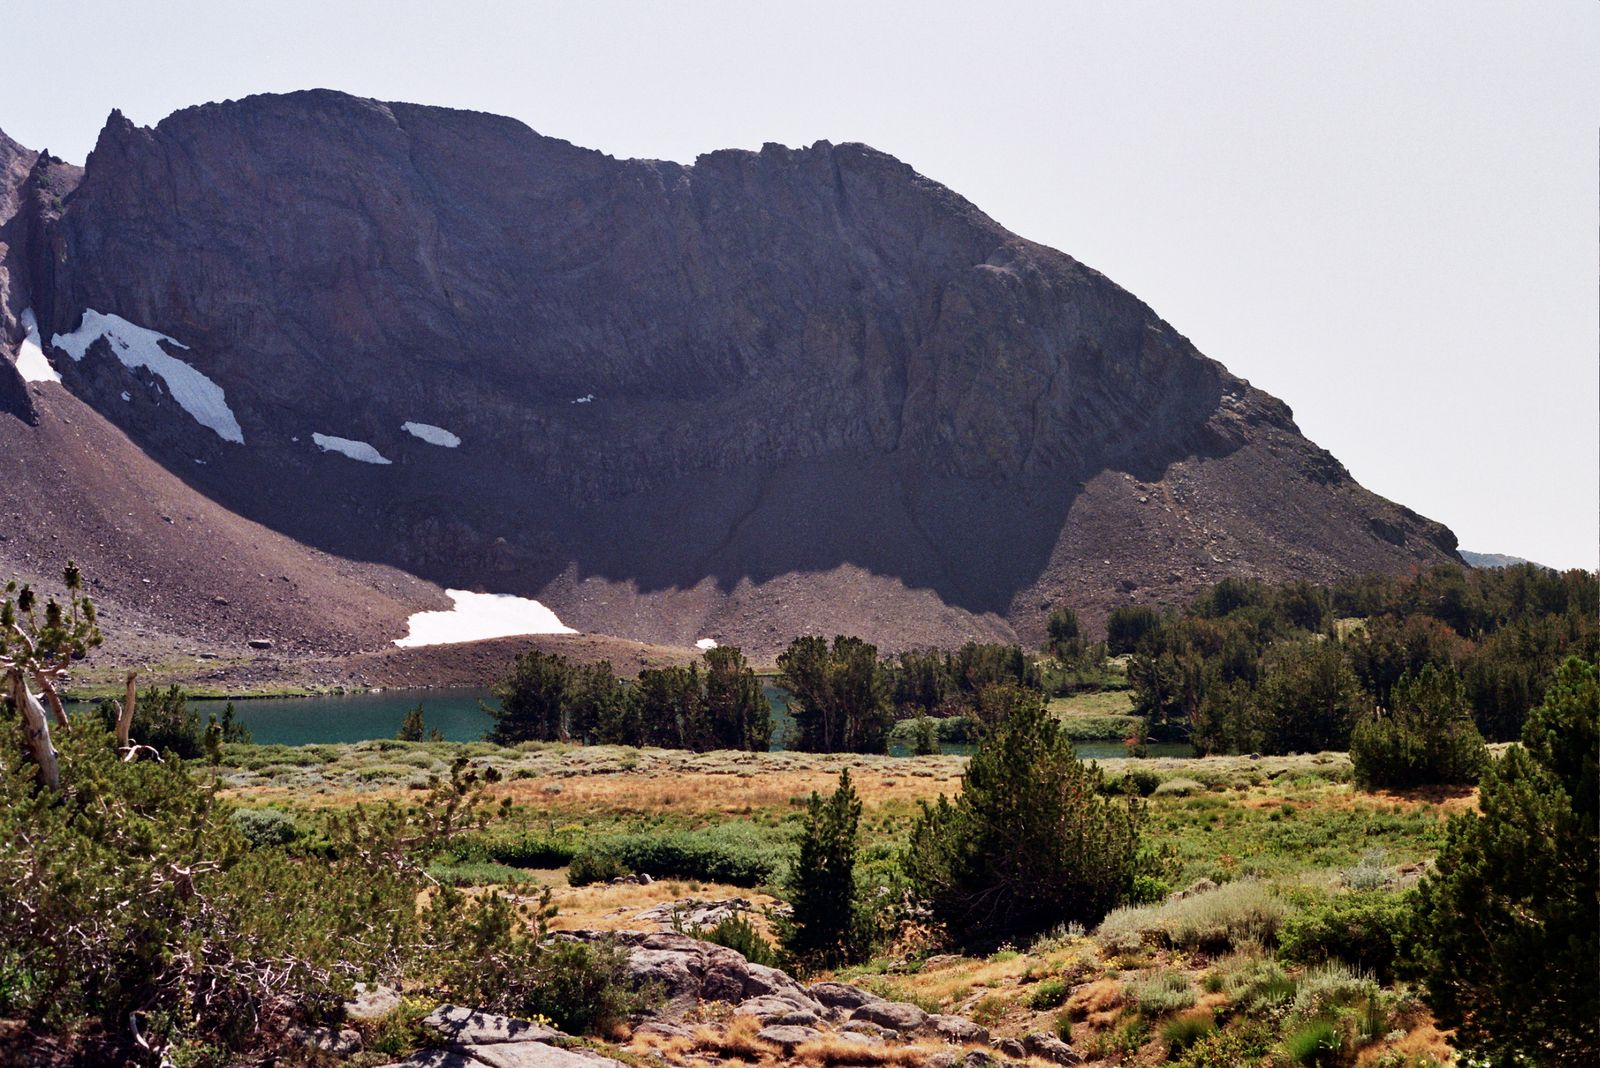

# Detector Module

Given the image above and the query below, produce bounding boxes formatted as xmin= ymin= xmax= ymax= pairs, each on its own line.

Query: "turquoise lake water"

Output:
xmin=190 ymin=685 xmax=1188 ymax=759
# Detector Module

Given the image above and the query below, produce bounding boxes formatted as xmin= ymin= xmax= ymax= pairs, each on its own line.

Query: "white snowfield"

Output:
xmin=394 ymin=589 xmax=577 ymax=647
xmin=696 ymin=638 xmax=718 ymax=650
xmin=51 ymin=309 xmax=244 ymax=443
xmin=312 ymin=432 xmax=392 ymax=465
xmin=401 ymin=421 xmax=461 ymax=447
xmin=14 ymin=309 xmax=59 ymax=383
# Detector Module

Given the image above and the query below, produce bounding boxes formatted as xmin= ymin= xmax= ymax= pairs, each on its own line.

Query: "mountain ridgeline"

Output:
xmin=0 ymin=91 xmax=1459 ymax=653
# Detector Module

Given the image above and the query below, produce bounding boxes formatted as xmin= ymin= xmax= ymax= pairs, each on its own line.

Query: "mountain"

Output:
xmin=1 ymin=91 xmax=1459 ymax=660
xmin=1460 ymin=550 xmax=1550 ymax=571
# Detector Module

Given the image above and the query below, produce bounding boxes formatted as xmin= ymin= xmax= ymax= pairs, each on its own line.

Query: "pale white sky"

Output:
xmin=7 ymin=1 xmax=1596 ymax=569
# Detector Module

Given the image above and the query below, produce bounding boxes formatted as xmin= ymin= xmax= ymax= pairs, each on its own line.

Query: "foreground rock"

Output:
xmin=1022 ymin=1030 xmax=1084 ymax=1065
xmin=566 ymin=929 xmax=821 ymax=1018
xmin=377 ymin=1006 xmax=622 ymax=1068
xmin=377 ymin=932 xmax=997 ymax=1067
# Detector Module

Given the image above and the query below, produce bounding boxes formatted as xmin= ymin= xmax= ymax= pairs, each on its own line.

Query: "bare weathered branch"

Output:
xmin=116 ymin=670 xmax=139 ymax=749
xmin=7 ymin=670 xmax=60 ymax=790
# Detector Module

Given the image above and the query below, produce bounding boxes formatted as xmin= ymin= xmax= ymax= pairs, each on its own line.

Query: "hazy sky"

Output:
xmin=7 ymin=1 xmax=1596 ymax=569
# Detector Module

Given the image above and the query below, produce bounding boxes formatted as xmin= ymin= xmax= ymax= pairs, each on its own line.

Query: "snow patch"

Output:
xmin=573 ymin=394 xmax=594 ymax=404
xmin=394 ymin=589 xmax=576 ymax=647
xmin=14 ymin=309 xmax=59 ymax=383
xmin=402 ymin=421 xmax=461 ymax=448
xmin=51 ymin=309 xmax=243 ymax=442
xmin=312 ymin=432 xmax=392 ymax=465
xmin=695 ymin=638 xmax=718 ymax=650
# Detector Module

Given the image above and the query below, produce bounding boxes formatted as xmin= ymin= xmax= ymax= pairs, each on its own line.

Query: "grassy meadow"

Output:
xmin=218 ymin=740 xmax=1468 ymax=1066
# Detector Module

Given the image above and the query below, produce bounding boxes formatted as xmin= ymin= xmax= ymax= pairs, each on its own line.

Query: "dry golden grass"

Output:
xmin=484 ymin=766 xmax=963 ymax=818
xmin=790 ymin=1036 xmax=1011 ymax=1066
xmin=636 ymin=1016 xmax=1061 ymax=1068
xmin=544 ymin=879 xmax=782 ymax=934
xmin=1355 ymin=1019 xmax=1454 ymax=1066
xmin=1239 ymin=784 xmax=1477 ymax=817
xmin=1064 ymin=978 xmax=1124 ymax=1026
xmin=894 ymin=947 xmax=1079 ymax=1008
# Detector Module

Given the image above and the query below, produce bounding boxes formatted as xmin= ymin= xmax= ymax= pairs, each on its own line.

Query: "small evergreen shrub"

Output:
xmin=1171 ymin=1020 xmax=1275 ymax=1068
xmin=904 ymin=699 xmax=1142 ymax=945
xmin=780 ymin=769 xmax=874 ymax=969
xmin=488 ymin=834 xmax=582 ymax=868
xmin=696 ymin=914 xmax=779 ymax=967
xmin=1106 ymin=768 xmax=1161 ymax=797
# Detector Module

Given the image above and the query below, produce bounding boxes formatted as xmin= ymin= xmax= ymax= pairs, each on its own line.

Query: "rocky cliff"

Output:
xmin=1 ymin=92 xmax=1458 ymax=653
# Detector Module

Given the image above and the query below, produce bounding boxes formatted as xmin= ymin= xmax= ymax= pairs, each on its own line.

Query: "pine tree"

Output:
xmin=397 ymin=704 xmax=428 ymax=742
xmin=1350 ymin=665 xmax=1486 ymax=788
xmin=1410 ymin=657 xmax=1598 ymax=1063
xmin=776 ymin=636 xmax=891 ymax=753
xmin=636 ymin=664 xmax=710 ymax=750
xmin=782 ymin=768 xmax=869 ymax=968
xmin=490 ymin=650 xmax=574 ymax=743
xmin=904 ymin=698 xmax=1141 ymax=945
xmin=703 ymin=645 xmax=771 ymax=751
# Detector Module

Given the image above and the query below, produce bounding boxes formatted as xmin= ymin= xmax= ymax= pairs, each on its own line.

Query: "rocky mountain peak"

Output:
xmin=3 ymin=90 xmax=1460 ymax=651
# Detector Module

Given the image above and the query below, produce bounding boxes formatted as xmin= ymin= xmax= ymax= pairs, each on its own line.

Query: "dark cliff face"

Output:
xmin=6 ymin=91 xmax=1459 ymax=650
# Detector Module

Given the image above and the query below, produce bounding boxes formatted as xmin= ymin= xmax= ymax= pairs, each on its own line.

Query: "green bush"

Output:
xmin=230 ymin=807 xmax=300 ymax=848
xmin=570 ymin=824 xmax=784 ymax=888
xmin=0 ymin=712 xmax=649 ymax=1063
xmin=96 ymin=685 xmax=249 ymax=759
xmin=887 ymin=715 xmax=974 ymax=751
xmin=427 ymin=860 xmax=540 ymax=886
xmin=421 ymin=888 xmax=650 ymax=1033
xmin=567 ymin=849 xmax=631 ymax=886
xmin=1282 ymin=1018 xmax=1341 ymax=1066
xmin=485 ymin=833 xmax=581 ymax=868
xmin=1160 ymin=1011 xmax=1216 ymax=1055
xmin=1350 ymin=666 xmax=1487 ymax=789
xmin=1027 ymin=977 xmax=1069 ymax=1009
xmin=1279 ymin=891 xmax=1407 ymax=981
xmin=1170 ymin=1020 xmax=1275 ymax=1068
xmin=1106 ymin=768 xmax=1161 ymax=797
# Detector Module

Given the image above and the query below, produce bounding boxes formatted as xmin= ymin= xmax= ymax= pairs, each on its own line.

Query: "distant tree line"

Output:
xmin=1123 ymin=564 xmax=1597 ymax=760
xmin=488 ymin=645 xmax=770 ymax=751
xmin=489 ymin=563 xmax=1595 ymax=763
